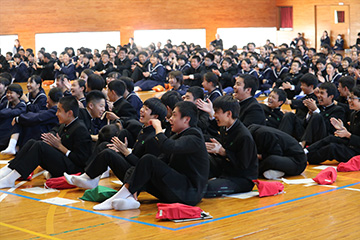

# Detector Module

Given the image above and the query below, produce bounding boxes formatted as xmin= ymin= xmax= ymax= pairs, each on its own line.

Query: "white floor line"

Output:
xmin=0 ymin=170 xmax=45 ymax=202
xmin=344 ymin=187 xmax=360 ymax=192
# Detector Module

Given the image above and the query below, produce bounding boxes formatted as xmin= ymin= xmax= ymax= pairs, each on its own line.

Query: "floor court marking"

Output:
xmin=1 ymin=181 xmax=360 ymax=232
xmin=0 ymin=222 xmax=61 ymax=240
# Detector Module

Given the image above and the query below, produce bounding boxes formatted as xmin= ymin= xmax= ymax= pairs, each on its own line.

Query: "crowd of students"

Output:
xmin=0 ymin=34 xmax=359 ymax=211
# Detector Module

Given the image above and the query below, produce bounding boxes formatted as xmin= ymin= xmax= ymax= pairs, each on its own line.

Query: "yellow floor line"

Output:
xmin=46 ymin=190 xmax=68 ymax=234
xmin=0 ymin=222 xmax=61 ymax=240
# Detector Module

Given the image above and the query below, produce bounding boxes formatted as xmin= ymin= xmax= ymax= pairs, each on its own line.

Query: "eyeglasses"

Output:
xmin=347 ymin=96 xmax=360 ymax=101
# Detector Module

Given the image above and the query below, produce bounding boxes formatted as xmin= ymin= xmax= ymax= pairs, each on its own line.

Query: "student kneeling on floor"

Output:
xmin=0 ymin=96 xmax=92 ymax=188
xmin=92 ymin=101 xmax=209 ymax=211
xmin=204 ymin=95 xmax=258 ymax=197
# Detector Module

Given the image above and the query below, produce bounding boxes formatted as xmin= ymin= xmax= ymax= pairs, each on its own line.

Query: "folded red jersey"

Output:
xmin=313 ymin=167 xmax=337 ymax=185
xmin=253 ymin=180 xmax=284 ymax=197
xmin=337 ymin=155 xmax=360 ymax=172
xmin=44 ymin=173 xmax=81 ymax=189
xmin=156 ymin=203 xmax=203 ymax=220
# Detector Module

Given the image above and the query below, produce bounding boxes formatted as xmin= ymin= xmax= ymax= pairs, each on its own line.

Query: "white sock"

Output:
xmin=100 ymin=167 xmax=111 ymax=179
xmin=263 ymin=170 xmax=285 ymax=180
xmin=1 ymin=139 xmax=18 ymax=155
xmin=304 ymin=148 xmax=309 ymax=154
xmin=64 ymin=172 xmax=91 ymax=185
xmin=0 ymin=170 xmax=21 ymax=188
xmin=43 ymin=171 xmax=52 ymax=180
xmin=72 ymin=175 xmax=100 ymax=189
xmin=93 ymin=185 xmax=132 ymax=211
xmin=112 ymin=196 xmax=140 ymax=211
xmin=0 ymin=165 xmax=13 ymax=180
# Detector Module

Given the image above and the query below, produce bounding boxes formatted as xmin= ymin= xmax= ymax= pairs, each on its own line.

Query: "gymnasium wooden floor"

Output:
xmin=1 ymin=83 xmax=360 ymax=239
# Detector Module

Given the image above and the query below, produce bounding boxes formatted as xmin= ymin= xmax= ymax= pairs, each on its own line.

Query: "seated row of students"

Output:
xmin=0 ymin=68 xmax=358 ymax=211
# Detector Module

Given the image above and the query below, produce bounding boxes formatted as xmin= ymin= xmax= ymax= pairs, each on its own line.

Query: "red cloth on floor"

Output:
xmin=253 ymin=180 xmax=284 ymax=197
xmin=337 ymin=155 xmax=360 ymax=172
xmin=44 ymin=173 xmax=81 ymax=189
xmin=313 ymin=167 xmax=337 ymax=185
xmin=156 ymin=203 xmax=202 ymax=220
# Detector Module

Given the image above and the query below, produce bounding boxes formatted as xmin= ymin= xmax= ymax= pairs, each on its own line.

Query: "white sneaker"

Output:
xmin=263 ymin=170 xmax=285 ymax=180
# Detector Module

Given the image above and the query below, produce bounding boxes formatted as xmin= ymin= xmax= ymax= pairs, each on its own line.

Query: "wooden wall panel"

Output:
xmin=0 ymin=0 xmax=276 ymax=50
xmin=276 ymin=0 xmax=360 ymax=49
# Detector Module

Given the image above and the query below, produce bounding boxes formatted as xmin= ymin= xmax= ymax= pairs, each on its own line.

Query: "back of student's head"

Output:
xmin=48 ymin=87 xmax=63 ymax=103
xmin=143 ymin=97 xmax=167 ymax=122
xmin=0 ymin=73 xmax=12 ymax=84
xmin=169 ymin=71 xmax=183 ymax=85
xmin=108 ymin=80 xmax=126 ymax=96
xmin=59 ymin=95 xmax=79 ymax=118
xmin=86 ymin=90 xmax=106 ymax=106
xmin=82 ymin=69 xmax=94 ymax=78
xmin=300 ymin=73 xmax=318 ymax=89
xmin=56 ymin=74 xmax=69 ymax=83
xmin=271 ymin=88 xmax=287 ymax=104
xmin=174 ymin=101 xmax=198 ymax=127
xmin=186 ymin=86 xmax=204 ymax=100
xmin=237 ymin=74 xmax=259 ymax=96
xmin=119 ymin=77 xmax=134 ymax=93
xmin=319 ymin=82 xmax=337 ymax=98
xmin=160 ymin=90 xmax=183 ymax=110
xmin=0 ymin=77 xmax=10 ymax=88
xmin=352 ymin=85 xmax=360 ymax=98
xmin=87 ymin=74 xmax=105 ymax=91
xmin=7 ymin=83 xmax=23 ymax=97
xmin=213 ymin=95 xmax=240 ymax=119
xmin=339 ymin=76 xmax=355 ymax=91
xmin=107 ymin=71 xmax=122 ymax=80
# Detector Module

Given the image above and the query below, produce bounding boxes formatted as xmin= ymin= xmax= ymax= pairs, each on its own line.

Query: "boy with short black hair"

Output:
xmin=0 ymin=77 xmax=10 ymax=104
xmin=205 ymin=95 xmax=258 ymax=197
xmin=0 ymin=96 xmax=93 ymax=188
xmin=261 ymin=88 xmax=286 ymax=129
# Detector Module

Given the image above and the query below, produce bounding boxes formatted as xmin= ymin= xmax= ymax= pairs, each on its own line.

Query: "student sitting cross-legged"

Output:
xmin=204 ymin=95 xmax=258 ymax=197
xmin=64 ymin=98 xmax=167 ymax=189
xmin=0 ymin=96 xmax=92 ymax=188
xmin=89 ymin=101 xmax=209 ymax=211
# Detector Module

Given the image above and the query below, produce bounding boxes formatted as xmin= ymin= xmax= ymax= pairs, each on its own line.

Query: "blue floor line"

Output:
xmin=1 ymin=181 xmax=359 ymax=232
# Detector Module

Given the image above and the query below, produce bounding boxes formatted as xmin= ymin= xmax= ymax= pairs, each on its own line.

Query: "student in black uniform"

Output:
xmin=71 ymin=79 xmax=87 ymax=108
xmin=306 ymin=85 xmax=360 ymax=164
xmin=78 ymin=90 xmax=106 ymax=142
xmin=105 ymin=80 xmax=138 ymax=122
xmin=130 ymin=51 xmax=150 ymax=83
xmin=0 ymin=96 xmax=92 ymax=188
xmin=0 ymin=84 xmax=26 ymax=151
xmin=212 ymin=57 xmax=237 ymax=91
xmin=92 ymin=51 xmax=114 ymax=81
xmin=1 ymin=88 xmax=62 ymax=155
xmin=202 ymin=72 xmax=222 ymax=103
xmin=261 ymin=88 xmax=286 ymax=129
xmin=40 ymin=53 xmax=55 ymax=80
xmin=249 ymin=124 xmax=307 ymax=180
xmin=161 ymin=91 xmax=183 ymax=137
xmin=269 ymin=56 xmax=289 ymax=89
xmin=233 ymin=74 xmax=266 ymax=127
xmin=89 ymin=101 xmax=209 ymax=211
xmin=335 ymin=76 xmax=355 ymax=123
xmin=114 ymin=47 xmax=132 ymax=77
xmin=183 ymin=56 xmax=206 ymax=87
xmin=65 ymin=98 xmax=167 ymax=189
xmin=277 ymin=60 xmax=303 ymax=99
xmin=204 ymin=95 xmax=258 ymax=197
xmin=203 ymin=53 xmax=218 ymax=73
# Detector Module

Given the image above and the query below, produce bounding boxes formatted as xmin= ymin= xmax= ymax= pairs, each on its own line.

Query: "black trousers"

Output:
xmin=86 ymin=148 xmax=132 ymax=182
xmin=8 ymin=139 xmax=83 ymax=178
xmin=259 ymin=155 xmax=307 ymax=177
xmin=279 ymin=112 xmax=327 ymax=144
xmin=205 ymin=154 xmax=254 ymax=198
xmin=131 ymin=67 xmax=144 ymax=83
xmin=127 ymin=154 xmax=200 ymax=206
xmin=307 ymin=135 xmax=359 ymax=164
